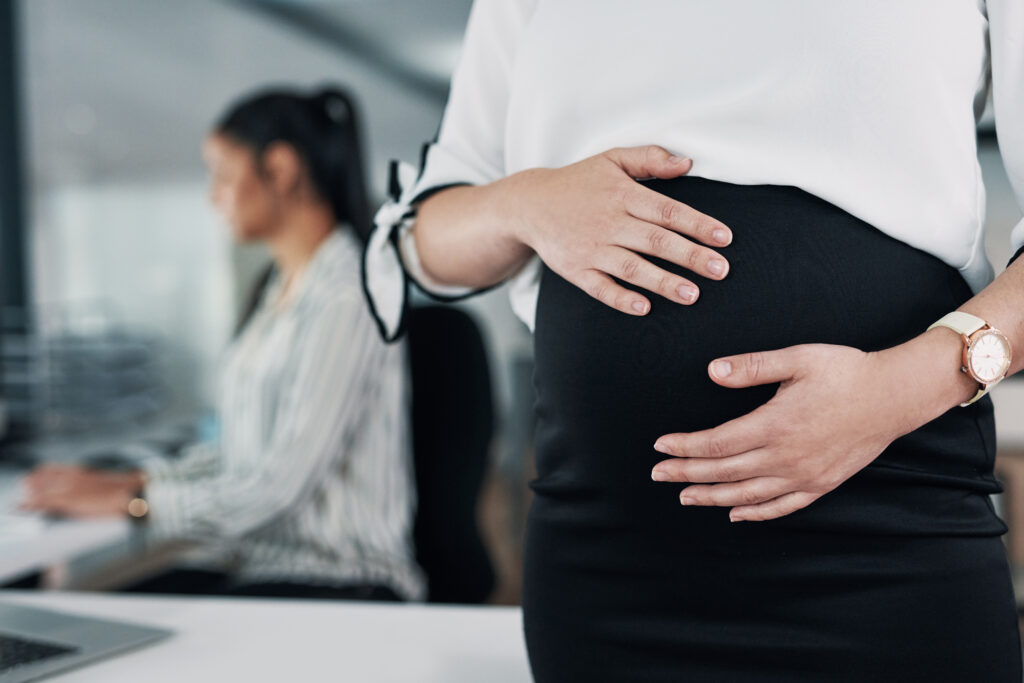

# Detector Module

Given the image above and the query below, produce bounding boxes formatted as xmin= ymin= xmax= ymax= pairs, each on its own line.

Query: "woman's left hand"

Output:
xmin=19 ymin=464 xmax=144 ymax=518
xmin=650 ymin=341 xmax=953 ymax=522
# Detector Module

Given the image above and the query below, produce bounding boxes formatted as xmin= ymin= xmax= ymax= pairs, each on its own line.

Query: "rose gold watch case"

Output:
xmin=961 ymin=325 xmax=1012 ymax=386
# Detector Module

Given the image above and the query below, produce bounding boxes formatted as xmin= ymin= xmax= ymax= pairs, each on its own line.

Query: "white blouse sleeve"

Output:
xmin=987 ymin=0 xmax=1024 ymax=268
xmin=363 ymin=0 xmax=538 ymax=342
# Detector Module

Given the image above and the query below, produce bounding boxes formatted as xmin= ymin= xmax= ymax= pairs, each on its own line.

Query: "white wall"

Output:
xmin=19 ymin=0 xmax=455 ymax=412
xmin=20 ymin=0 xmax=450 ymax=195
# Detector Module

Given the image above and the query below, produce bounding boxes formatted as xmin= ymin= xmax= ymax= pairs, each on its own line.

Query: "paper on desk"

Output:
xmin=0 ymin=512 xmax=48 ymax=538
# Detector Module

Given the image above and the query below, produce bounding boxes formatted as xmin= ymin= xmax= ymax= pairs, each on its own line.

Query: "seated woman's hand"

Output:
xmin=19 ymin=464 xmax=145 ymax=518
xmin=649 ymin=339 xmax=959 ymax=522
xmin=504 ymin=144 xmax=733 ymax=315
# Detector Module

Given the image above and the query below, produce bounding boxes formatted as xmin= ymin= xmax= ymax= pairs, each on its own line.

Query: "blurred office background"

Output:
xmin=1 ymin=0 xmax=1023 ymax=612
xmin=1 ymin=0 xmax=536 ymax=604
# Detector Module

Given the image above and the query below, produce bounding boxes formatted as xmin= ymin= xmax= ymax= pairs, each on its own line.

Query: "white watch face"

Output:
xmin=968 ymin=331 xmax=1011 ymax=383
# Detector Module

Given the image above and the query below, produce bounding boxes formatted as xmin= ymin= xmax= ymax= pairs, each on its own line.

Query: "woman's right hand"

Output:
xmin=501 ymin=145 xmax=732 ymax=315
xmin=19 ymin=464 xmax=146 ymax=518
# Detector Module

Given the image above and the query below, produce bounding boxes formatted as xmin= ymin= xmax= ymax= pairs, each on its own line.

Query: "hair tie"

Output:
xmin=323 ymin=95 xmax=349 ymax=125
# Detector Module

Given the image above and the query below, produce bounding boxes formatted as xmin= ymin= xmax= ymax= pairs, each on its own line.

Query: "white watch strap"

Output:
xmin=960 ymin=384 xmax=989 ymax=407
xmin=926 ymin=311 xmax=986 ymax=337
xmin=927 ymin=311 xmax=992 ymax=407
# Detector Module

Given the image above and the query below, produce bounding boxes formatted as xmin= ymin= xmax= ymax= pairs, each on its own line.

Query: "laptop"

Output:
xmin=0 ymin=601 xmax=172 ymax=682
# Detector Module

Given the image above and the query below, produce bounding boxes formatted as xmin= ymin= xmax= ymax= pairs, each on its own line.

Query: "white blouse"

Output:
xmin=363 ymin=0 xmax=1024 ymax=338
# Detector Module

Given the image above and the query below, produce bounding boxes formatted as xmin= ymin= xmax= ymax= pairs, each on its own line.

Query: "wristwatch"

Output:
xmin=126 ymin=491 xmax=149 ymax=522
xmin=926 ymin=311 xmax=1012 ymax=407
xmin=125 ymin=472 xmax=150 ymax=522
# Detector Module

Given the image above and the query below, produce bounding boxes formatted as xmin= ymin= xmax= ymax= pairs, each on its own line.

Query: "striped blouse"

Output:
xmin=141 ymin=228 xmax=426 ymax=601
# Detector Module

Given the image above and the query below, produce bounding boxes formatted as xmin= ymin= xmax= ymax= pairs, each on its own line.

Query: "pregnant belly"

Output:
xmin=529 ymin=176 xmax=989 ymax=518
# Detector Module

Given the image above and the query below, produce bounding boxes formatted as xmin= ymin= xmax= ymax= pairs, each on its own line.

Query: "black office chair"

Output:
xmin=406 ymin=305 xmax=497 ymax=604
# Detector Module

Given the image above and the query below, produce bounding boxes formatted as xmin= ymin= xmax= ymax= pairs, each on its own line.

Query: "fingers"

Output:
xmin=25 ymin=464 xmax=81 ymax=483
xmin=623 ymin=185 xmax=732 ymax=251
xmin=23 ymin=470 xmax=56 ymax=492
xmin=573 ymin=268 xmax=652 ymax=316
xmin=23 ymin=465 xmax=98 ymax=497
xmin=675 ymin=477 xmax=791 ymax=508
xmin=654 ymin=410 xmax=771 ymax=459
xmin=617 ymin=223 xmax=728 ymax=283
xmin=561 ymin=145 xmax=734 ymax=315
xmin=707 ymin=347 xmax=806 ymax=388
xmin=24 ymin=464 xmax=62 ymax=483
xmin=23 ymin=468 xmax=72 ymax=493
xmin=19 ymin=490 xmax=105 ymax=518
xmin=651 ymin=449 xmax=772 ymax=483
xmin=605 ymin=145 xmax=693 ymax=181
xmin=729 ymin=491 xmax=820 ymax=522
xmin=595 ymin=245 xmax=701 ymax=306
xmin=19 ymin=494 xmax=41 ymax=510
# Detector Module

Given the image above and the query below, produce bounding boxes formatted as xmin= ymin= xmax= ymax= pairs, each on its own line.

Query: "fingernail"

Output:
xmin=707 ymin=259 xmax=727 ymax=277
xmin=669 ymin=155 xmax=691 ymax=164
xmin=711 ymin=359 xmax=731 ymax=378
xmin=680 ymin=493 xmax=693 ymax=505
xmin=651 ymin=468 xmax=669 ymax=482
xmin=631 ymin=300 xmax=649 ymax=314
xmin=730 ymin=514 xmax=743 ymax=522
xmin=653 ymin=440 xmax=669 ymax=453
xmin=676 ymin=285 xmax=698 ymax=302
xmin=712 ymin=228 xmax=731 ymax=245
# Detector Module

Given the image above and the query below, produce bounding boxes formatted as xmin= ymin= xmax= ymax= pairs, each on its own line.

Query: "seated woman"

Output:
xmin=20 ymin=87 xmax=426 ymax=602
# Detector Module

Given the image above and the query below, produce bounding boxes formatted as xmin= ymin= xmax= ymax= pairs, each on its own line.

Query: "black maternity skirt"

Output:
xmin=522 ymin=176 xmax=1022 ymax=682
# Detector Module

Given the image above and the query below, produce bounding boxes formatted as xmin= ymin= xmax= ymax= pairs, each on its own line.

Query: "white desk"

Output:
xmin=0 ymin=416 xmax=194 ymax=585
xmin=0 ymin=469 xmax=133 ymax=585
xmin=0 ymin=417 xmax=198 ymax=581
xmin=0 ymin=591 xmax=533 ymax=682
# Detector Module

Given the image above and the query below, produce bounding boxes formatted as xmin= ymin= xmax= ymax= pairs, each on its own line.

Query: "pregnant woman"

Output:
xmin=363 ymin=1 xmax=1024 ymax=680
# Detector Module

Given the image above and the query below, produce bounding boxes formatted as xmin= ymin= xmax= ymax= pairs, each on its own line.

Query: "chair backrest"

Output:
xmin=406 ymin=305 xmax=496 ymax=604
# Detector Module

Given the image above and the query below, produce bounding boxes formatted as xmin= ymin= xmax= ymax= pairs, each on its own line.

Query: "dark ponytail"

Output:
xmin=215 ymin=86 xmax=373 ymax=336
xmin=214 ymin=85 xmax=372 ymax=245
